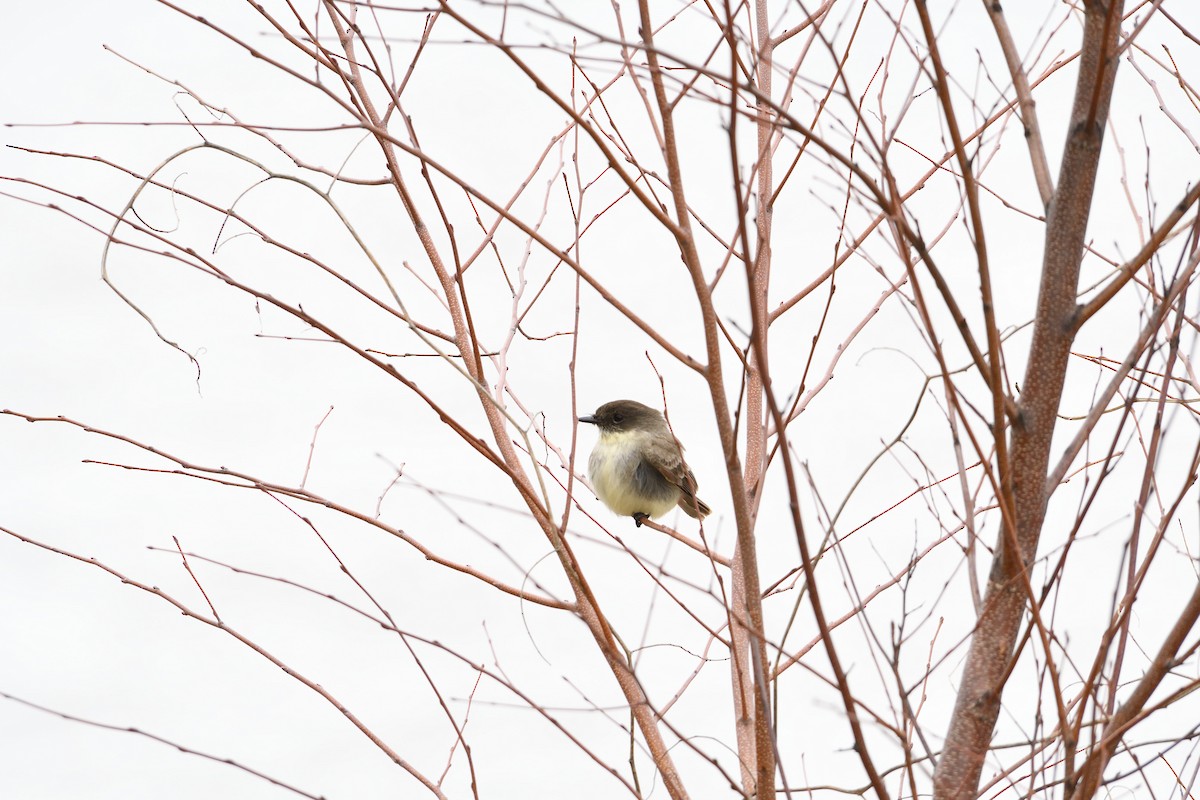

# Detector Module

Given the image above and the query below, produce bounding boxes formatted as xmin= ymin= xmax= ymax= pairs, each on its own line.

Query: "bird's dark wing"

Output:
xmin=641 ymin=438 xmax=711 ymax=520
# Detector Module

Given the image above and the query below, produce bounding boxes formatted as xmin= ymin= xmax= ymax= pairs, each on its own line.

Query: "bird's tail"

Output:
xmin=678 ymin=494 xmax=711 ymax=519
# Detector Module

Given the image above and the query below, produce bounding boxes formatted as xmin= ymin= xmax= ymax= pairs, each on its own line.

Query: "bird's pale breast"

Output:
xmin=588 ymin=429 xmax=679 ymax=518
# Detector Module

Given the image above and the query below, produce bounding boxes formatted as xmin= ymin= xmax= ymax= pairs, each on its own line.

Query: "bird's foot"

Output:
xmin=633 ymin=512 xmax=649 ymax=528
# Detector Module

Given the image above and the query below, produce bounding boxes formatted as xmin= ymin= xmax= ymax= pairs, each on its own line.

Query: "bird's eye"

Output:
xmin=613 ymin=413 xmax=625 ymax=423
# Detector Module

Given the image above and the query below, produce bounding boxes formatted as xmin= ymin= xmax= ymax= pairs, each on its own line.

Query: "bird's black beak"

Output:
xmin=578 ymin=415 xmax=597 ymax=425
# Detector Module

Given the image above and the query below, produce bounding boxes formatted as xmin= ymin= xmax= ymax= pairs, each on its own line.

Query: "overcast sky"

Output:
xmin=4 ymin=2 xmax=1200 ymax=799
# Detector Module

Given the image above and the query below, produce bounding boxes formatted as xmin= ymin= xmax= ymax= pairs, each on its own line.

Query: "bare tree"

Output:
xmin=4 ymin=1 xmax=1200 ymax=798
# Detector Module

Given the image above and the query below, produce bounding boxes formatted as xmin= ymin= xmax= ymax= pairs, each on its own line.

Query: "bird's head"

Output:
xmin=578 ymin=399 xmax=665 ymax=434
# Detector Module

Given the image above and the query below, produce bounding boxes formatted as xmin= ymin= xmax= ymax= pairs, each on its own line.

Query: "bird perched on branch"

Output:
xmin=578 ymin=399 xmax=711 ymax=526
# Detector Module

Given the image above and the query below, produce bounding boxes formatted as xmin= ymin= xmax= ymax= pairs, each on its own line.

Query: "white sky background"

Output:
xmin=3 ymin=1 xmax=1200 ymax=798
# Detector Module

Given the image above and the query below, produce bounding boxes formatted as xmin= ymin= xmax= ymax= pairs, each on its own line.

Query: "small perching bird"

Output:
xmin=578 ymin=399 xmax=711 ymax=526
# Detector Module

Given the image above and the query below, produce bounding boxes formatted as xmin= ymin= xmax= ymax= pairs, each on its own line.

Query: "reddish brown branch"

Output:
xmin=933 ymin=3 xmax=1127 ymax=798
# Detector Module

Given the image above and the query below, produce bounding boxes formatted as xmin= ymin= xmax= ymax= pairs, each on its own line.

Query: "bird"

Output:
xmin=578 ymin=399 xmax=711 ymax=526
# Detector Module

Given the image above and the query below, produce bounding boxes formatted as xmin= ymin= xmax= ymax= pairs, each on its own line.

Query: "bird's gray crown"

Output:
xmin=578 ymin=399 xmax=667 ymax=433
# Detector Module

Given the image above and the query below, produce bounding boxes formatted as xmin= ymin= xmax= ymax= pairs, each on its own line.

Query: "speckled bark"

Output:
xmin=932 ymin=3 xmax=1125 ymax=798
